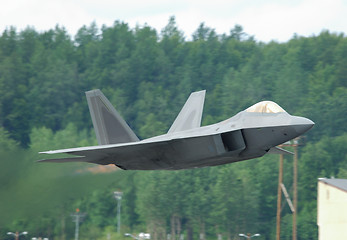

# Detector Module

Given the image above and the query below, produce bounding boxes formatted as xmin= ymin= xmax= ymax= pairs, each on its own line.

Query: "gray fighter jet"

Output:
xmin=39 ymin=90 xmax=314 ymax=170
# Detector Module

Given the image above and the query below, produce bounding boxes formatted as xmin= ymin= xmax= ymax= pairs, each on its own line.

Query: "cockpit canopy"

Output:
xmin=245 ymin=101 xmax=286 ymax=113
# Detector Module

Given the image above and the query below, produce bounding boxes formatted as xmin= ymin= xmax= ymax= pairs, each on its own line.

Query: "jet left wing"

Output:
xmin=39 ymin=133 xmax=227 ymax=170
xmin=39 ymin=140 xmax=171 ymax=168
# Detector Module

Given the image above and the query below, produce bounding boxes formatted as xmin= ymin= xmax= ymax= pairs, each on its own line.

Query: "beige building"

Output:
xmin=317 ymin=178 xmax=347 ymax=240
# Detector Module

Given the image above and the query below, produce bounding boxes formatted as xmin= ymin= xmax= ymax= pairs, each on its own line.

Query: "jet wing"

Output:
xmin=39 ymin=139 xmax=171 ymax=169
xmin=39 ymin=132 xmax=227 ymax=170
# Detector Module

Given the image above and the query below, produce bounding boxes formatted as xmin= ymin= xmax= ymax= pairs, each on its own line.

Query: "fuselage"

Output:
xmin=140 ymin=102 xmax=314 ymax=170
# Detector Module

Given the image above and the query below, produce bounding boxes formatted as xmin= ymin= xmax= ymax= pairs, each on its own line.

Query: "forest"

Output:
xmin=0 ymin=17 xmax=346 ymax=240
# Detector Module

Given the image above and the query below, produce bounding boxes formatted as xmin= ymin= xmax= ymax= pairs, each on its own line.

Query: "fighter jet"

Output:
xmin=39 ymin=89 xmax=314 ymax=170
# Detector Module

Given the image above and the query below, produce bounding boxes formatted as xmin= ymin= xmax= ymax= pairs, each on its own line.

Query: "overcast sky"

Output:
xmin=1 ymin=0 xmax=346 ymax=42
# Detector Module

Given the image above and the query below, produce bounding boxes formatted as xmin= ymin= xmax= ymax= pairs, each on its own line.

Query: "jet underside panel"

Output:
xmin=193 ymin=125 xmax=301 ymax=168
xmin=110 ymin=130 xmax=247 ymax=170
xmin=107 ymin=134 xmax=227 ymax=170
xmin=240 ymin=125 xmax=299 ymax=157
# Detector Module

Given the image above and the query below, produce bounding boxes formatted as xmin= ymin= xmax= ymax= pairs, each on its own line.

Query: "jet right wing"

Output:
xmin=168 ymin=90 xmax=206 ymax=133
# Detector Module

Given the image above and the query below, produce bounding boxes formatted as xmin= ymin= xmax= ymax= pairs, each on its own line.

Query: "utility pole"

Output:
xmin=275 ymin=137 xmax=301 ymax=240
xmin=292 ymin=139 xmax=299 ymax=240
xmin=114 ymin=191 xmax=123 ymax=233
xmin=71 ymin=208 xmax=85 ymax=240
xmin=7 ymin=232 xmax=28 ymax=240
xmin=276 ymin=154 xmax=283 ymax=240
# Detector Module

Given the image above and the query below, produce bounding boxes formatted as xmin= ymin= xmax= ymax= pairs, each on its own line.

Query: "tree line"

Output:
xmin=0 ymin=17 xmax=346 ymax=240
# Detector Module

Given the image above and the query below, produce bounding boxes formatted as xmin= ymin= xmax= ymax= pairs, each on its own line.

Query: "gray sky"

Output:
xmin=1 ymin=0 xmax=346 ymax=42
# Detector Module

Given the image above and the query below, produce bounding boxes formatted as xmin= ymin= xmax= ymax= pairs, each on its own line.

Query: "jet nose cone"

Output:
xmin=291 ymin=116 xmax=315 ymax=135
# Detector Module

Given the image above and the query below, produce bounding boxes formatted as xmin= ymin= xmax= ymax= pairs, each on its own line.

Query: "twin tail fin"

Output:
xmin=86 ymin=89 xmax=139 ymax=145
xmin=168 ymin=90 xmax=206 ymax=133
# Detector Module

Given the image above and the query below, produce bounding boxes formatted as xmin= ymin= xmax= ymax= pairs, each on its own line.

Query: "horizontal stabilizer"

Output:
xmin=37 ymin=156 xmax=91 ymax=163
xmin=168 ymin=90 xmax=206 ymax=133
xmin=86 ymin=89 xmax=139 ymax=145
xmin=268 ymin=146 xmax=294 ymax=155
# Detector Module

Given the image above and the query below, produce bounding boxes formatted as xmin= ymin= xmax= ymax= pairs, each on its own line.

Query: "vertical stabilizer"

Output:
xmin=168 ymin=90 xmax=206 ymax=133
xmin=86 ymin=90 xmax=139 ymax=145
